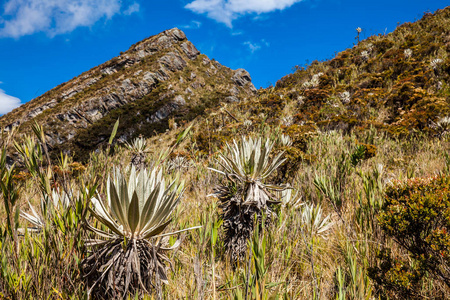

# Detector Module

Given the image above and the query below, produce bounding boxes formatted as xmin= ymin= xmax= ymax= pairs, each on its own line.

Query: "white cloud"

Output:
xmin=180 ymin=20 xmax=202 ymax=29
xmin=243 ymin=39 xmax=270 ymax=53
xmin=185 ymin=0 xmax=304 ymax=27
xmin=0 ymin=89 xmax=21 ymax=115
xmin=243 ymin=41 xmax=261 ymax=53
xmin=123 ymin=2 xmax=140 ymax=16
xmin=0 ymin=0 xmax=139 ymax=38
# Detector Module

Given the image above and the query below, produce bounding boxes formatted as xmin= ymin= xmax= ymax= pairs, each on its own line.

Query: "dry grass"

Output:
xmin=2 ymin=123 xmax=449 ymax=299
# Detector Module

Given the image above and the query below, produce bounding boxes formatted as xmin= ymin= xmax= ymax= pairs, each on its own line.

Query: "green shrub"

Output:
xmin=368 ymin=247 xmax=426 ymax=299
xmin=350 ymin=142 xmax=377 ymax=166
xmin=372 ymin=174 xmax=450 ymax=296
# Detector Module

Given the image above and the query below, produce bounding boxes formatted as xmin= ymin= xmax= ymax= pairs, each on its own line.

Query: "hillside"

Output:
xmin=191 ymin=7 xmax=450 ymax=153
xmin=276 ymin=8 xmax=449 ymax=134
xmin=0 ymin=28 xmax=256 ymax=160
xmin=276 ymin=8 xmax=450 ymax=132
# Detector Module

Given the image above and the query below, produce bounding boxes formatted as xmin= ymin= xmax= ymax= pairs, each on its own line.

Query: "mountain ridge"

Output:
xmin=0 ymin=28 xmax=256 ymax=159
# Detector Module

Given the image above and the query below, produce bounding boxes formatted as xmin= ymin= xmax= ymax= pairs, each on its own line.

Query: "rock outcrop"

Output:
xmin=232 ymin=69 xmax=256 ymax=92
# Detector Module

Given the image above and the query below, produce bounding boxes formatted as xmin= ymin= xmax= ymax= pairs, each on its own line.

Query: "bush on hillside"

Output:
xmin=370 ymin=175 xmax=450 ymax=297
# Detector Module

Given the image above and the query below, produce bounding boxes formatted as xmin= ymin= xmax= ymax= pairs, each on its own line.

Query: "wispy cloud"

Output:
xmin=243 ymin=41 xmax=260 ymax=53
xmin=185 ymin=0 xmax=304 ymax=27
xmin=243 ymin=39 xmax=270 ymax=53
xmin=123 ymin=2 xmax=140 ymax=16
xmin=0 ymin=0 xmax=140 ymax=38
xmin=0 ymin=89 xmax=21 ymax=115
xmin=180 ymin=20 xmax=202 ymax=29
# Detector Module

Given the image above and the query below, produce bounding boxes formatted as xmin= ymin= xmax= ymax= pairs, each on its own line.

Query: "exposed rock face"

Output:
xmin=27 ymin=99 xmax=58 ymax=119
xmin=232 ymin=69 xmax=257 ymax=92
xmin=159 ymin=52 xmax=187 ymax=72
xmin=180 ymin=41 xmax=200 ymax=59
xmin=225 ymin=96 xmax=240 ymax=103
xmin=148 ymin=95 xmax=186 ymax=124
xmin=0 ymin=28 xmax=256 ymax=160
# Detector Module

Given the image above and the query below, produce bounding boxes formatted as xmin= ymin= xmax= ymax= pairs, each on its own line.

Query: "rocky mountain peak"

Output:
xmin=0 ymin=28 xmax=256 ymax=160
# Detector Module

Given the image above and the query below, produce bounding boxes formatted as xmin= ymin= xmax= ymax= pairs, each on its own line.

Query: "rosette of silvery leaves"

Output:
xmin=209 ymin=136 xmax=287 ymax=262
xmin=82 ymin=165 xmax=200 ymax=298
xmin=19 ymin=188 xmax=71 ymax=233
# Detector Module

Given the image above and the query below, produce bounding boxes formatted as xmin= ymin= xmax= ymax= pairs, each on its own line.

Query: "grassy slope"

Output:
xmin=188 ymin=7 xmax=450 ymax=156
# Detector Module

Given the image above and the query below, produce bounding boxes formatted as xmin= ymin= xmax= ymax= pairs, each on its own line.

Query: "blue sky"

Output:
xmin=0 ymin=0 xmax=448 ymax=115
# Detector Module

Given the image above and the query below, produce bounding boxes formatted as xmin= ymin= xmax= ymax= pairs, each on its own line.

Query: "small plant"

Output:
xmin=14 ymin=135 xmax=52 ymax=197
xmin=435 ymin=116 xmax=450 ymax=137
xmin=430 ymin=58 xmax=443 ymax=70
xmin=299 ymin=202 xmax=334 ymax=299
xmin=125 ymin=135 xmax=149 ymax=169
xmin=0 ymin=147 xmax=21 ymax=247
xmin=279 ymin=134 xmax=292 ymax=147
xmin=81 ymin=165 xmax=200 ymax=298
xmin=19 ymin=188 xmax=70 ymax=233
xmin=229 ymin=226 xmax=283 ymax=299
xmin=356 ymin=27 xmax=362 ymax=43
xmin=350 ymin=143 xmax=377 ymax=167
xmin=335 ymin=243 xmax=373 ymax=299
xmin=300 ymin=203 xmax=333 ymax=239
xmin=210 ymin=136 xmax=286 ymax=263
xmin=350 ymin=145 xmax=366 ymax=167
xmin=404 ymin=48 xmax=413 ymax=59
xmin=277 ymin=185 xmax=303 ymax=209
xmin=167 ymin=155 xmax=193 ymax=173
xmin=355 ymin=164 xmax=385 ymax=237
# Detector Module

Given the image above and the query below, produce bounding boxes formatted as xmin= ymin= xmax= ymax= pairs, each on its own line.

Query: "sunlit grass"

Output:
xmin=1 ymin=124 xmax=450 ymax=299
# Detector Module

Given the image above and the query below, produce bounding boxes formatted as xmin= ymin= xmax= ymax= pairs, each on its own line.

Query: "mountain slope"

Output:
xmin=188 ymin=7 xmax=450 ymax=156
xmin=271 ymin=7 xmax=450 ymax=136
xmin=0 ymin=28 xmax=256 ymax=159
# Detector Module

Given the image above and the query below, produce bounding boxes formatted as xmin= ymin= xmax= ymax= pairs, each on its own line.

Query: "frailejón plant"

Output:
xmin=210 ymin=136 xmax=286 ymax=262
xmin=124 ymin=135 xmax=149 ymax=169
xmin=81 ymin=165 xmax=200 ymax=298
xmin=19 ymin=188 xmax=70 ymax=233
